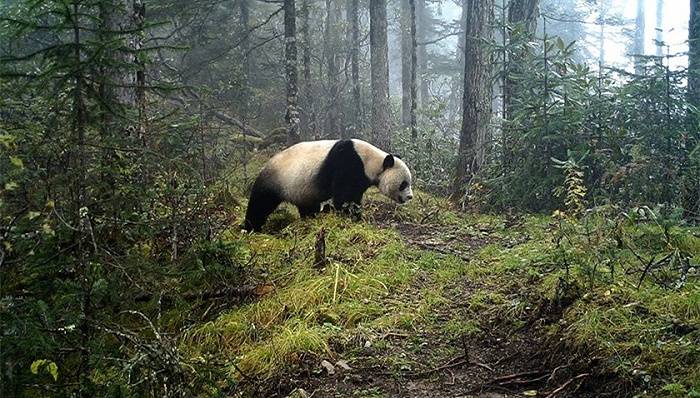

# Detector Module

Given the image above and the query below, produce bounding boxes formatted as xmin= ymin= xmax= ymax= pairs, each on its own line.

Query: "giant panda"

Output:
xmin=242 ymin=139 xmax=414 ymax=232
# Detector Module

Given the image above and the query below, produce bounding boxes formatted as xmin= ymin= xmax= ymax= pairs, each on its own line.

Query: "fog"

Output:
xmin=389 ymin=0 xmax=689 ymax=98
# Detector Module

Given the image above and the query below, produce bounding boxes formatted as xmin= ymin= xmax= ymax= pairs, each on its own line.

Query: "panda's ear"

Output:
xmin=394 ymin=154 xmax=402 ymax=160
xmin=383 ymin=154 xmax=395 ymax=170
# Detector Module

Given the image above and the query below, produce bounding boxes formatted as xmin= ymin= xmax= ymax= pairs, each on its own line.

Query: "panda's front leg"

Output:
xmin=297 ymin=203 xmax=321 ymax=218
xmin=331 ymin=183 xmax=364 ymax=221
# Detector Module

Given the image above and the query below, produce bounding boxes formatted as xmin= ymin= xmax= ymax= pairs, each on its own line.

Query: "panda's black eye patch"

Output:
xmin=399 ymin=181 xmax=408 ymax=191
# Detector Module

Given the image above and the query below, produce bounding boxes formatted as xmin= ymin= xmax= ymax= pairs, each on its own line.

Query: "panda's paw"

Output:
xmin=341 ymin=203 xmax=363 ymax=221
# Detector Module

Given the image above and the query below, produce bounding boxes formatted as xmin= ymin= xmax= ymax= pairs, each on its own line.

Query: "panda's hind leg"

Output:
xmin=243 ymin=180 xmax=282 ymax=232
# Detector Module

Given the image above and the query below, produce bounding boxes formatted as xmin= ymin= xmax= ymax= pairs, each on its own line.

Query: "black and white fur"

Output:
xmin=243 ymin=139 xmax=413 ymax=232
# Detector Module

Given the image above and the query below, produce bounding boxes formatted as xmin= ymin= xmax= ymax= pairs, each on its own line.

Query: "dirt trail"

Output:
xmin=285 ymin=205 xmax=575 ymax=398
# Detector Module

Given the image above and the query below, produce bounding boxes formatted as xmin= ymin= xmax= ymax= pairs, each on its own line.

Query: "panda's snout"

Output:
xmin=406 ymin=194 xmax=413 ymax=201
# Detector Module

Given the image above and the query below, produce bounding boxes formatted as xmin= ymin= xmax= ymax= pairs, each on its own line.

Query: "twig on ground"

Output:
xmin=404 ymin=354 xmax=495 ymax=378
xmin=547 ymin=364 xmax=569 ymax=384
xmin=545 ymin=373 xmax=590 ymax=398
xmin=498 ymin=372 xmax=549 ymax=386
xmin=379 ymin=331 xmax=409 ymax=339
xmin=489 ymin=370 xmax=547 ymax=384
xmin=468 ymin=369 xmax=549 ymax=395
xmin=446 ymin=368 xmax=456 ymax=385
xmin=474 ymin=362 xmax=495 ymax=372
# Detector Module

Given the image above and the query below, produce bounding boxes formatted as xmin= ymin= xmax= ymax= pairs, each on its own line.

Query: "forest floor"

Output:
xmin=283 ymin=200 xmax=582 ymax=398
xmin=182 ymin=161 xmax=699 ymax=398
xmin=183 ymin=193 xmax=633 ymax=397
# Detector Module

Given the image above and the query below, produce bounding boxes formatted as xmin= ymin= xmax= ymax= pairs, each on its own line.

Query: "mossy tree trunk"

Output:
xmin=285 ymin=0 xmax=301 ymax=146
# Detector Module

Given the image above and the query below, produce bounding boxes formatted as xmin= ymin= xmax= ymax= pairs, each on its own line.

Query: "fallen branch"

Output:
xmin=488 ymin=370 xmax=548 ymax=385
xmin=545 ymin=373 xmax=590 ymax=398
xmin=547 ymin=364 xmax=569 ymax=384
xmin=496 ymin=372 xmax=549 ymax=386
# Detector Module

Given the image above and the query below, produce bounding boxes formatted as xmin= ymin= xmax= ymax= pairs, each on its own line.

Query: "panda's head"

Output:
xmin=378 ymin=154 xmax=413 ymax=204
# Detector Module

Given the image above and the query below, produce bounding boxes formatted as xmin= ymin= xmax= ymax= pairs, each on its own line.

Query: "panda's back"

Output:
xmin=264 ymin=140 xmax=337 ymax=204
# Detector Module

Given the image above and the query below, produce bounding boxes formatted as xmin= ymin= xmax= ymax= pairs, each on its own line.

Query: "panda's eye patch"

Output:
xmin=399 ymin=181 xmax=408 ymax=191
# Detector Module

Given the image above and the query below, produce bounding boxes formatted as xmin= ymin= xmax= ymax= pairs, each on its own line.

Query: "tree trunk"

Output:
xmin=634 ymin=0 xmax=646 ymax=75
xmin=508 ymin=0 xmax=539 ymax=35
xmin=598 ymin=0 xmax=607 ymax=66
xmin=417 ymin=0 xmax=430 ymax=106
xmin=134 ymin=0 xmax=147 ymax=145
xmin=301 ymin=0 xmax=316 ymax=140
xmin=348 ymin=0 xmax=362 ymax=136
xmin=453 ymin=0 xmax=493 ymax=198
xmin=325 ymin=0 xmax=339 ymax=137
xmin=103 ymin=0 xmax=138 ymax=108
xmin=449 ymin=0 xmax=467 ymax=119
xmin=690 ymin=0 xmax=700 ymax=217
xmin=409 ymin=0 xmax=418 ymax=140
xmin=239 ymin=0 xmax=251 ymax=180
xmin=285 ymin=0 xmax=301 ymax=146
xmin=655 ymin=0 xmax=664 ymax=57
xmin=369 ymin=0 xmax=391 ymax=150
xmin=401 ymin=0 xmax=412 ymax=128
xmin=690 ymin=0 xmax=700 ymax=109
xmin=70 ymin=4 xmax=92 ymax=395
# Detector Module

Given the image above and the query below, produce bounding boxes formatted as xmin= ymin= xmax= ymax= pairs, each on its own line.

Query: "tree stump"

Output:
xmin=314 ymin=227 xmax=327 ymax=268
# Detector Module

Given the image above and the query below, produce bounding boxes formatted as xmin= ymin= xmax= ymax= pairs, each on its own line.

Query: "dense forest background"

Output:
xmin=1 ymin=0 xmax=700 ymax=396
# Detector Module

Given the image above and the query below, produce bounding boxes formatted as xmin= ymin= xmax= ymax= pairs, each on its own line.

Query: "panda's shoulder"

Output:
xmin=327 ymin=139 xmax=355 ymax=154
xmin=326 ymin=139 xmax=362 ymax=163
xmin=349 ymin=139 xmax=386 ymax=160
